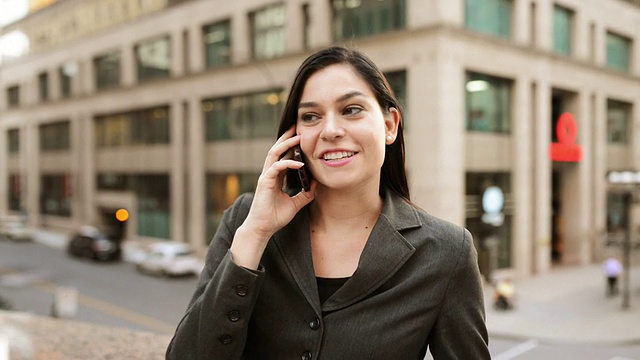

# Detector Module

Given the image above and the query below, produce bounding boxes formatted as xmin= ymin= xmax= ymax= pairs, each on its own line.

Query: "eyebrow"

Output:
xmin=298 ymin=91 xmax=366 ymax=110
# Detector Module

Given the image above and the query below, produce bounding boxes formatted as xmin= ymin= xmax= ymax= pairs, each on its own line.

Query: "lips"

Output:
xmin=321 ymin=151 xmax=356 ymax=161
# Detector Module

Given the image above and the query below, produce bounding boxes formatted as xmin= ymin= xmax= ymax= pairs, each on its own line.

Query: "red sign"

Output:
xmin=548 ymin=112 xmax=583 ymax=162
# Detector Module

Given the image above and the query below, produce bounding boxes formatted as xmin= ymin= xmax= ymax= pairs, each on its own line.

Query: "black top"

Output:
xmin=316 ymin=277 xmax=349 ymax=305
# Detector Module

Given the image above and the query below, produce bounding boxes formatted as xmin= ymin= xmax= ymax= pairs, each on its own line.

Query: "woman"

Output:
xmin=166 ymin=46 xmax=490 ymax=359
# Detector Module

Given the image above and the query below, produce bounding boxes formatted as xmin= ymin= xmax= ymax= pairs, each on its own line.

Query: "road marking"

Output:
xmin=493 ymin=339 xmax=539 ymax=360
xmin=608 ymin=357 xmax=636 ymax=360
xmin=34 ymin=281 xmax=176 ymax=334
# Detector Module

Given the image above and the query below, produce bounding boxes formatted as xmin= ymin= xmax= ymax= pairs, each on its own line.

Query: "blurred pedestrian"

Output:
xmin=603 ymin=257 xmax=622 ymax=296
xmin=494 ymin=278 xmax=515 ymax=310
xmin=166 ymin=46 xmax=490 ymax=360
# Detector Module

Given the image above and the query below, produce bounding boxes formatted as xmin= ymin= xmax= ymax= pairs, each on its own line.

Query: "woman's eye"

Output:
xmin=300 ymin=113 xmax=319 ymax=122
xmin=344 ymin=106 xmax=363 ymax=116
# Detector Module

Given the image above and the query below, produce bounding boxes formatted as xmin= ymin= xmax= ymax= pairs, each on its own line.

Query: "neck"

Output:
xmin=309 ymin=186 xmax=383 ymax=233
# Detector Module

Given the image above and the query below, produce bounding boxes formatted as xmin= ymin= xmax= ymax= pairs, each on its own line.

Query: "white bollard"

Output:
xmin=51 ymin=286 xmax=79 ymax=318
xmin=0 ymin=336 xmax=8 ymax=360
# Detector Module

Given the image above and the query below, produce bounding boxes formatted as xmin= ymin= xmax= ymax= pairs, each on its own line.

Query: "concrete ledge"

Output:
xmin=0 ymin=310 xmax=171 ymax=360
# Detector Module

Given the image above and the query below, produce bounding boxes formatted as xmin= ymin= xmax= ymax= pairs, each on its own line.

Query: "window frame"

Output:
xmin=331 ymin=0 xmax=407 ymax=42
xmin=94 ymin=51 xmax=121 ymax=90
xmin=202 ymin=20 xmax=232 ymax=68
xmin=552 ymin=4 xmax=574 ymax=56
xmin=465 ymin=72 xmax=513 ymax=134
xmin=135 ymin=35 xmax=172 ymax=83
xmin=606 ymin=31 xmax=632 ymax=72
xmin=250 ymin=3 xmax=287 ymax=60
xmin=464 ymin=0 xmax=513 ymax=40
xmin=607 ymin=99 xmax=632 ymax=144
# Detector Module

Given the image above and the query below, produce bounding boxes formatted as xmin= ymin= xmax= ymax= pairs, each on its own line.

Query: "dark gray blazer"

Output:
xmin=167 ymin=191 xmax=490 ymax=359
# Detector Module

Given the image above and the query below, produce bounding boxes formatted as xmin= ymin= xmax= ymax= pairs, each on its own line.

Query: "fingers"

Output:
xmin=290 ymin=180 xmax=317 ymax=209
xmin=259 ymin=159 xmax=303 ymax=189
xmin=264 ymin=127 xmax=301 ymax=171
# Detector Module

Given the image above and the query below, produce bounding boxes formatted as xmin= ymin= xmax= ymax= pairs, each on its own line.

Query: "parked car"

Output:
xmin=0 ymin=216 xmax=33 ymax=242
xmin=136 ymin=242 xmax=204 ymax=277
xmin=67 ymin=226 xmax=121 ymax=261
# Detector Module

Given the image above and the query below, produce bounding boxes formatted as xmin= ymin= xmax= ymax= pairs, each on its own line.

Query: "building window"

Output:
xmin=606 ymin=32 xmax=631 ymax=72
xmin=465 ymin=0 xmax=512 ymax=39
xmin=38 ymin=72 xmax=49 ymax=102
xmin=203 ymin=90 xmax=283 ymax=141
xmin=95 ymin=106 xmax=170 ymax=147
xmin=7 ymin=129 xmax=19 ymax=154
xmin=250 ymin=4 xmax=286 ymax=60
xmin=203 ymin=20 xmax=231 ymax=68
xmin=94 ymin=52 xmax=121 ymax=90
xmin=96 ymin=173 xmax=171 ymax=239
xmin=607 ymin=99 xmax=631 ymax=144
xmin=40 ymin=174 xmax=72 ymax=217
xmin=384 ymin=70 xmax=408 ymax=126
xmin=8 ymin=174 xmax=22 ymax=212
xmin=59 ymin=63 xmax=76 ymax=98
xmin=465 ymin=172 xmax=513 ymax=277
xmin=206 ymin=173 xmax=259 ymax=243
xmin=553 ymin=5 xmax=573 ymax=56
xmin=7 ymin=86 xmax=20 ymax=108
xmin=607 ymin=192 xmax=629 ymax=234
xmin=40 ymin=121 xmax=70 ymax=151
xmin=332 ymin=0 xmax=406 ymax=41
xmin=465 ymin=72 xmax=512 ymax=133
xmin=136 ymin=36 xmax=171 ymax=82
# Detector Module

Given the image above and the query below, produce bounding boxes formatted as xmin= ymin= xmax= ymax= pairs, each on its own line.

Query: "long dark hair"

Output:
xmin=277 ymin=46 xmax=410 ymax=201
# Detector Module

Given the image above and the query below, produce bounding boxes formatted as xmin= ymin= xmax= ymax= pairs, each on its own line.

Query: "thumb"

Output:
xmin=290 ymin=182 xmax=316 ymax=210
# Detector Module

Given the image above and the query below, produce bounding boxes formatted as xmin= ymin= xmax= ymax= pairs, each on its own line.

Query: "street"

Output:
xmin=0 ymin=239 xmax=197 ymax=335
xmin=1 ymin=240 xmax=639 ymax=359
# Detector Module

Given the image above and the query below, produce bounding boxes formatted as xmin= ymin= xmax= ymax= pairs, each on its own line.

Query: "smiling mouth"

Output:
xmin=323 ymin=151 xmax=356 ymax=161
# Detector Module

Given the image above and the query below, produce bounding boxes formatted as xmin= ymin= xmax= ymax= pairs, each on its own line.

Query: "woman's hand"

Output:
xmin=230 ymin=127 xmax=316 ymax=269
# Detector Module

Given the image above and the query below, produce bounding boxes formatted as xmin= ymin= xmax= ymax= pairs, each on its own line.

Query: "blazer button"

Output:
xmin=301 ymin=351 xmax=312 ymax=360
xmin=235 ymin=285 xmax=248 ymax=297
xmin=309 ymin=318 xmax=320 ymax=330
xmin=218 ymin=334 xmax=232 ymax=345
xmin=228 ymin=310 xmax=241 ymax=322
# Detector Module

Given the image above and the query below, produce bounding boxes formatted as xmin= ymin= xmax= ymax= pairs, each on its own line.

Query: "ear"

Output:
xmin=384 ymin=107 xmax=401 ymax=145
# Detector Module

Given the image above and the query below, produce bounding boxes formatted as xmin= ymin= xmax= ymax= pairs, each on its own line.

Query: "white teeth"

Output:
xmin=323 ymin=151 xmax=354 ymax=160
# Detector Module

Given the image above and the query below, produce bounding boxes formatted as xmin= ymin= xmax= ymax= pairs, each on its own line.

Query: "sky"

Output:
xmin=0 ymin=0 xmax=29 ymax=28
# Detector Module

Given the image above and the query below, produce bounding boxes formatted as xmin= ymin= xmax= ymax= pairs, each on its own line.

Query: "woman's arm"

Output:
xmin=166 ymin=194 xmax=265 ymax=360
xmin=427 ymin=229 xmax=491 ymax=359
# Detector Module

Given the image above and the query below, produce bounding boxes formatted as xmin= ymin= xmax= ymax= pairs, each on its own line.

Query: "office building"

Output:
xmin=1 ymin=0 xmax=639 ymax=279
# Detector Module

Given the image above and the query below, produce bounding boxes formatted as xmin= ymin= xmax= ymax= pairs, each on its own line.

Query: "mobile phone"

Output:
xmin=293 ymin=146 xmax=311 ymax=192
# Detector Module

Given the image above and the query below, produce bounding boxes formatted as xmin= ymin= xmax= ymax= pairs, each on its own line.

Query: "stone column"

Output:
xmin=187 ymin=97 xmax=206 ymax=248
xmin=533 ymin=81 xmax=552 ymax=273
xmin=170 ymin=100 xmax=185 ymax=243
xmin=121 ymin=44 xmax=136 ymax=87
xmin=408 ymin=44 xmax=465 ymax=225
xmin=512 ymin=76 xmax=534 ymax=277
xmin=592 ymin=92 xmax=607 ymax=262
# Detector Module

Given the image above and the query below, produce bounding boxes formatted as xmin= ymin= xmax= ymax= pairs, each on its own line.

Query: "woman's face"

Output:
xmin=295 ymin=63 xmax=399 ymax=193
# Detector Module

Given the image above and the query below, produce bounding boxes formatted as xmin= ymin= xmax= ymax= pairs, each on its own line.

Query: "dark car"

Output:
xmin=67 ymin=226 xmax=121 ymax=261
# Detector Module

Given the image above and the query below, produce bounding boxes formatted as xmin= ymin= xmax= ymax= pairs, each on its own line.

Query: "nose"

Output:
xmin=320 ymin=113 xmax=345 ymax=141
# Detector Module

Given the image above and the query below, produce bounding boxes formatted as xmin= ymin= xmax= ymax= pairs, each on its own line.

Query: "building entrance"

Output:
xmin=550 ymin=90 xmax=580 ymax=265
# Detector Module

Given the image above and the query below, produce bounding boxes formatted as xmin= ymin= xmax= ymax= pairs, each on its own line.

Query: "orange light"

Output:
xmin=115 ymin=209 xmax=129 ymax=222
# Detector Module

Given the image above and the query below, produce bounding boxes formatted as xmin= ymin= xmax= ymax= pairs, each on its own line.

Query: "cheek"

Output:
xmin=297 ymin=129 xmax=320 ymax=156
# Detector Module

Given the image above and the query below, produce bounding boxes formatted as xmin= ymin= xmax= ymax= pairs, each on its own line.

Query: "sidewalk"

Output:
xmin=484 ymin=264 xmax=640 ymax=344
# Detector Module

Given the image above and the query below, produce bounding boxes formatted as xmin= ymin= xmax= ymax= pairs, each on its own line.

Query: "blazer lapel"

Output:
xmin=273 ymin=207 xmax=322 ymax=315
xmin=322 ymin=192 xmax=422 ymax=312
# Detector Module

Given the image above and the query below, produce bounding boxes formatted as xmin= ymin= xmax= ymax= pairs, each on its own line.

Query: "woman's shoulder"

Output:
xmin=409 ymin=205 xmax=471 ymax=246
xmin=223 ymin=192 xmax=255 ymax=228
